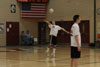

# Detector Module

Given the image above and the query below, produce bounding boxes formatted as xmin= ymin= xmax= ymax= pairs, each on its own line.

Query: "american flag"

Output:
xmin=20 ymin=3 xmax=47 ymax=19
xmin=17 ymin=0 xmax=49 ymax=3
xmin=18 ymin=0 xmax=29 ymax=2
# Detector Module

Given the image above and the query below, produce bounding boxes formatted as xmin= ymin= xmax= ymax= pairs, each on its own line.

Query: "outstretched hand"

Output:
xmin=67 ymin=32 xmax=73 ymax=36
xmin=70 ymin=33 xmax=73 ymax=36
xmin=43 ymin=19 xmax=51 ymax=25
xmin=42 ymin=19 xmax=47 ymax=22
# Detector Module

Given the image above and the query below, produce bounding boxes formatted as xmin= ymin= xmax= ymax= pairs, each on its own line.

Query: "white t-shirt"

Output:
xmin=49 ymin=24 xmax=62 ymax=37
xmin=71 ymin=23 xmax=81 ymax=47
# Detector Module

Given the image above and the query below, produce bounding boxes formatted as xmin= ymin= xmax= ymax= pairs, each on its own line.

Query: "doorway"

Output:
xmin=6 ymin=22 xmax=19 ymax=46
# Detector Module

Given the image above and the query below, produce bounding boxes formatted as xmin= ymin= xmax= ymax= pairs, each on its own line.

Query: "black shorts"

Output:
xmin=71 ymin=46 xmax=81 ymax=58
xmin=50 ymin=35 xmax=57 ymax=45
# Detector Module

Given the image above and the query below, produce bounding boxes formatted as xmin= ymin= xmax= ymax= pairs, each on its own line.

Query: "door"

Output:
xmin=56 ymin=20 xmax=90 ymax=43
xmin=56 ymin=21 xmax=72 ymax=43
xmin=38 ymin=22 xmax=46 ymax=44
xmin=79 ymin=20 xmax=90 ymax=43
xmin=6 ymin=22 xmax=19 ymax=46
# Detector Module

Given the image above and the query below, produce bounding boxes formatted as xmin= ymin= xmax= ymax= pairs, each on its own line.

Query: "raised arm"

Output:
xmin=61 ymin=28 xmax=70 ymax=34
xmin=44 ymin=20 xmax=51 ymax=25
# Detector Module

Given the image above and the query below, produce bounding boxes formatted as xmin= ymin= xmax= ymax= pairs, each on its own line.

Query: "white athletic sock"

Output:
xmin=52 ymin=48 xmax=56 ymax=54
xmin=46 ymin=48 xmax=50 ymax=53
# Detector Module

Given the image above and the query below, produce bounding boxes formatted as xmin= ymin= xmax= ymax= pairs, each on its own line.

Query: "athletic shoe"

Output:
xmin=51 ymin=53 xmax=55 ymax=57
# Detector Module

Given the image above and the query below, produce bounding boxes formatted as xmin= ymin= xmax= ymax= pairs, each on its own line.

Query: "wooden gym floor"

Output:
xmin=0 ymin=45 xmax=100 ymax=67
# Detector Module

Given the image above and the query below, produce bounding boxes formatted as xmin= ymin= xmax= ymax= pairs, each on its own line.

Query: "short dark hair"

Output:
xmin=73 ymin=15 xmax=80 ymax=22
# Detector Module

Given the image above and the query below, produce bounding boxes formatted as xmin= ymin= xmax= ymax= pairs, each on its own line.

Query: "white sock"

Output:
xmin=46 ymin=48 xmax=50 ymax=52
xmin=52 ymin=48 xmax=56 ymax=54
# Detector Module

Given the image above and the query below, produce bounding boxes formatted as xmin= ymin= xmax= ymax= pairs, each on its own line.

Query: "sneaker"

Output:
xmin=51 ymin=53 xmax=55 ymax=57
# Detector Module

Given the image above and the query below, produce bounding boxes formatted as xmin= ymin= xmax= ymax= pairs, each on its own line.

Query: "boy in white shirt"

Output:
xmin=45 ymin=20 xmax=70 ymax=57
xmin=71 ymin=15 xmax=81 ymax=67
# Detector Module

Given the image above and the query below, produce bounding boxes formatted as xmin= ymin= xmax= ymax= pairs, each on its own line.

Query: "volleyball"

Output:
xmin=49 ymin=8 xmax=54 ymax=14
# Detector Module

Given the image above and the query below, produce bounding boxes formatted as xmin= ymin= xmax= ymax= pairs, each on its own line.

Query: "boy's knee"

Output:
xmin=53 ymin=45 xmax=56 ymax=48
